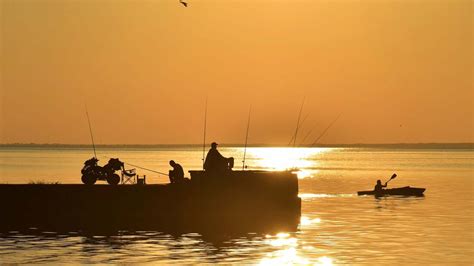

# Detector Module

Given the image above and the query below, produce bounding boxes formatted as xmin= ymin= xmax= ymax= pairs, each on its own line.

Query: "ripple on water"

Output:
xmin=0 ymin=148 xmax=473 ymax=263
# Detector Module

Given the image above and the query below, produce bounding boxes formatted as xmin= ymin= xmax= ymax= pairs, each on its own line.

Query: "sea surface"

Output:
xmin=0 ymin=146 xmax=473 ymax=264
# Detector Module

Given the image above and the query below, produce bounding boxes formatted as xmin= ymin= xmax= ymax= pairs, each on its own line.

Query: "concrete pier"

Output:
xmin=0 ymin=171 xmax=301 ymax=233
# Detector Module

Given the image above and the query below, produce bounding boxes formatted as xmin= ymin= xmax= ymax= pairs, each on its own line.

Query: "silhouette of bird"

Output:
xmin=179 ymin=0 xmax=188 ymax=7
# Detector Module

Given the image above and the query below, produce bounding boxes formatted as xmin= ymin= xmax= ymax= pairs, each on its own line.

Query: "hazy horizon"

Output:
xmin=1 ymin=142 xmax=472 ymax=148
xmin=2 ymin=0 xmax=472 ymax=145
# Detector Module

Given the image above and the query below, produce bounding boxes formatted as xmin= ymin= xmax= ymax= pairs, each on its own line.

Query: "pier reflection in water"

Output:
xmin=0 ymin=146 xmax=473 ymax=264
xmin=0 ymin=228 xmax=335 ymax=264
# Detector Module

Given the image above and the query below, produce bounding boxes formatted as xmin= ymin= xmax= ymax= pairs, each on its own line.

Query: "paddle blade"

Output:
xmin=391 ymin=173 xmax=397 ymax=179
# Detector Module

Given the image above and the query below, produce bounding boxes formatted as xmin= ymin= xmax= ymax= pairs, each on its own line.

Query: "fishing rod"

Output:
xmin=103 ymin=156 xmax=169 ymax=176
xmin=299 ymin=120 xmax=320 ymax=146
xmin=311 ymin=113 xmax=342 ymax=146
xmin=202 ymin=97 xmax=208 ymax=169
xmin=292 ymin=98 xmax=305 ymax=147
xmin=288 ymin=112 xmax=310 ymax=146
xmin=242 ymin=105 xmax=252 ymax=170
xmin=85 ymin=105 xmax=97 ymax=158
xmin=299 ymin=126 xmax=315 ymax=146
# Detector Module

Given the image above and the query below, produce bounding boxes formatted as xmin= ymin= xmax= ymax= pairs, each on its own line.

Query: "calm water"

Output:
xmin=0 ymin=146 xmax=473 ymax=264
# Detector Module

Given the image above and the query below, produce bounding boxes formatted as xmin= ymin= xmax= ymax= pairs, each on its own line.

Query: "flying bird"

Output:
xmin=179 ymin=0 xmax=188 ymax=7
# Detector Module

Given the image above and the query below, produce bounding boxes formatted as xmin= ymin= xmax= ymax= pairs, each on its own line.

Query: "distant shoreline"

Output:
xmin=0 ymin=143 xmax=472 ymax=149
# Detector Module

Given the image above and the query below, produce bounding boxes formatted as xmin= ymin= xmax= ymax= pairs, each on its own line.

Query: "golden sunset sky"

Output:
xmin=1 ymin=0 xmax=472 ymax=144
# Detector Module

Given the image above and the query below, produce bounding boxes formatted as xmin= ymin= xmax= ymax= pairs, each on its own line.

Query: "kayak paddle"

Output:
xmin=385 ymin=173 xmax=397 ymax=185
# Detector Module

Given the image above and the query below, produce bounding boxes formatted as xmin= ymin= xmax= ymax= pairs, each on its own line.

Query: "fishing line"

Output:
xmin=103 ymin=156 xmax=169 ymax=176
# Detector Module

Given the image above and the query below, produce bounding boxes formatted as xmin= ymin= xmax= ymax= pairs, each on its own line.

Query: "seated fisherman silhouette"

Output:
xmin=204 ymin=142 xmax=234 ymax=173
xmin=374 ymin=179 xmax=387 ymax=192
xmin=169 ymin=160 xmax=184 ymax=184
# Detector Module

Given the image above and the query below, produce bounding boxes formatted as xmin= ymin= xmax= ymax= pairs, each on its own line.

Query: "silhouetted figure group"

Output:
xmin=168 ymin=142 xmax=233 ymax=184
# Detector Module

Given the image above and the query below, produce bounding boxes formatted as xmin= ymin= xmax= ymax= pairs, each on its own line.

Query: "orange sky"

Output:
xmin=1 ymin=0 xmax=472 ymax=145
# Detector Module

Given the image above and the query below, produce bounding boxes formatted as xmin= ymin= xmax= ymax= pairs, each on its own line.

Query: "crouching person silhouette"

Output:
xmin=169 ymin=160 xmax=184 ymax=184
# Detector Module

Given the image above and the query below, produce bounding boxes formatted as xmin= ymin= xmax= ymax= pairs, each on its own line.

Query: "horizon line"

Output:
xmin=1 ymin=142 xmax=473 ymax=148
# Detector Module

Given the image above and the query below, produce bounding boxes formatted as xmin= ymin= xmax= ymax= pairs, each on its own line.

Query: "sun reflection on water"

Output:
xmin=247 ymin=148 xmax=332 ymax=178
xmin=260 ymin=247 xmax=310 ymax=265
xmin=300 ymin=216 xmax=322 ymax=226
xmin=265 ymin=233 xmax=297 ymax=247
xmin=296 ymin=169 xmax=314 ymax=179
xmin=317 ymin=256 xmax=334 ymax=265
xmin=260 ymin=232 xmax=334 ymax=265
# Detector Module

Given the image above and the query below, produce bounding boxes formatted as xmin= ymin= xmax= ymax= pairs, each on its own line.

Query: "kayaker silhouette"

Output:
xmin=358 ymin=174 xmax=425 ymax=196
xmin=374 ymin=180 xmax=387 ymax=192
xmin=204 ymin=142 xmax=234 ymax=173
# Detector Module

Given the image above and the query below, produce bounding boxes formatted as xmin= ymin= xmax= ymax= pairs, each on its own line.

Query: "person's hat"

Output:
xmin=211 ymin=142 xmax=218 ymax=147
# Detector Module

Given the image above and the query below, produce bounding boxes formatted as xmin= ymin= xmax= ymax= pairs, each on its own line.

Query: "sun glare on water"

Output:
xmin=300 ymin=216 xmax=322 ymax=226
xmin=248 ymin=147 xmax=331 ymax=178
xmin=260 ymin=232 xmax=334 ymax=265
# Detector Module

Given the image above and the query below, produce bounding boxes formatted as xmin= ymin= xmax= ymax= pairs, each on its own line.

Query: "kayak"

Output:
xmin=357 ymin=186 xmax=425 ymax=196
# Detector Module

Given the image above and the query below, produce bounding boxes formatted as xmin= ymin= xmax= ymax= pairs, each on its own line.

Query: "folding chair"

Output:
xmin=121 ymin=168 xmax=137 ymax=184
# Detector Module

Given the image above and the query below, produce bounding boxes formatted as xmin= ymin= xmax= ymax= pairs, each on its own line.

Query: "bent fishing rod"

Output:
xmin=85 ymin=105 xmax=168 ymax=177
